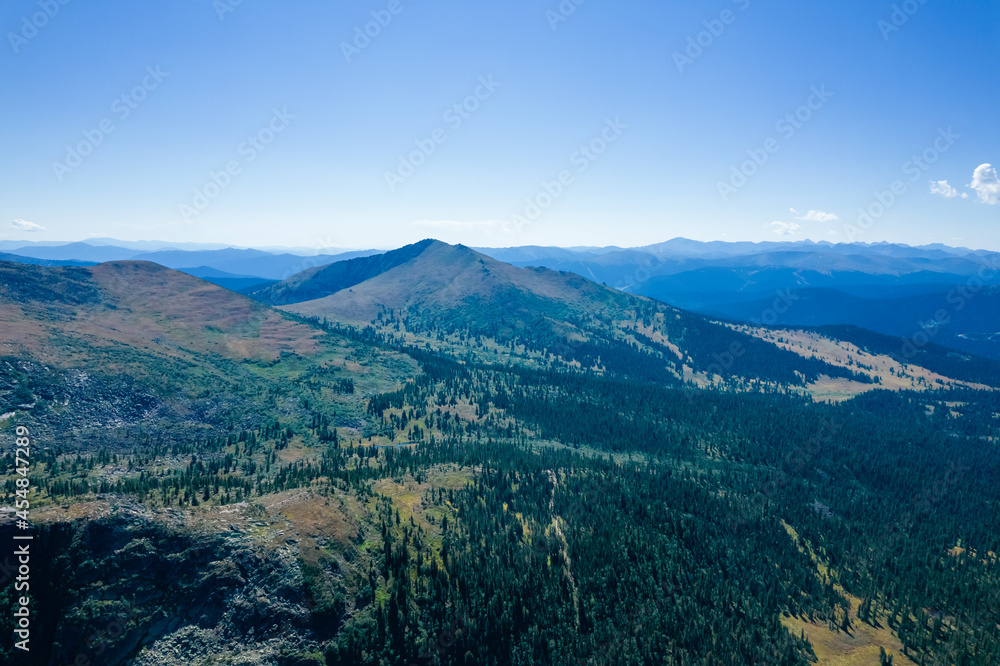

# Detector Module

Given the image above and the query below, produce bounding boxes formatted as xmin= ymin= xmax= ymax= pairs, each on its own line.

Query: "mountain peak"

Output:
xmin=251 ymin=238 xmax=448 ymax=306
xmin=270 ymin=237 xmax=626 ymax=327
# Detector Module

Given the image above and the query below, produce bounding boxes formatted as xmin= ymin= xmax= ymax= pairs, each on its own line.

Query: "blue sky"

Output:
xmin=1 ymin=0 xmax=997 ymax=250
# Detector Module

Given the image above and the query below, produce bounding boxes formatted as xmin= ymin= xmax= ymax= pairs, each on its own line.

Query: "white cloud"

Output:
xmin=969 ymin=163 xmax=1000 ymax=205
xmin=790 ymin=208 xmax=837 ymax=222
xmin=11 ymin=219 xmax=44 ymax=232
xmin=769 ymin=221 xmax=801 ymax=236
xmin=929 ymin=180 xmax=958 ymax=198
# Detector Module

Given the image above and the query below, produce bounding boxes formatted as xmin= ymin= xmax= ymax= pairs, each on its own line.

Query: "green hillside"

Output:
xmin=1 ymin=255 xmax=998 ymax=665
xmin=276 ymin=240 xmax=887 ymax=391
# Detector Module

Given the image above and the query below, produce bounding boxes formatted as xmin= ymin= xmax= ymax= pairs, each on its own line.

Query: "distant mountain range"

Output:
xmin=0 ymin=238 xmax=358 ymax=254
xmin=471 ymin=241 xmax=1000 ymax=359
xmin=0 ymin=252 xmax=97 ymax=268
xmin=247 ymin=239 xmax=1000 ymax=396
xmin=1 ymin=242 xmax=384 ymax=282
xmin=5 ymin=237 xmax=1000 ymax=358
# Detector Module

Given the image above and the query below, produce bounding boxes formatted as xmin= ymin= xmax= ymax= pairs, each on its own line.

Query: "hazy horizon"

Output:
xmin=1 ymin=234 xmax=998 ymax=255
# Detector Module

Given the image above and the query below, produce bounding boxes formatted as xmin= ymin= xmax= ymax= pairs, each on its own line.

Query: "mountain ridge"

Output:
xmin=261 ymin=239 xmax=996 ymax=397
